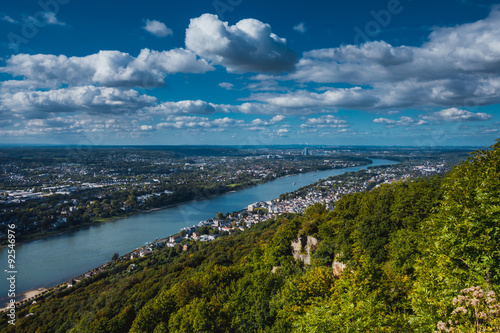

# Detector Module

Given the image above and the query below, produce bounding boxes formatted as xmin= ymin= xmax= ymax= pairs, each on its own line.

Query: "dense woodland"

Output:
xmin=3 ymin=140 xmax=500 ymax=332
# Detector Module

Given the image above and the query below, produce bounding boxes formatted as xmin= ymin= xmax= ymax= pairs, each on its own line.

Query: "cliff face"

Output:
xmin=291 ymin=235 xmax=318 ymax=266
xmin=332 ymin=260 xmax=346 ymax=277
xmin=291 ymin=236 xmax=346 ymax=276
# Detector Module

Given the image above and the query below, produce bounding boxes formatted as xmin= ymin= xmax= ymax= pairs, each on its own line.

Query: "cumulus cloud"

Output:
xmin=250 ymin=114 xmax=286 ymax=126
xmin=145 ymin=100 xmax=227 ymax=115
xmin=1 ymin=86 xmax=157 ymax=118
xmin=143 ymin=19 xmax=173 ymax=37
xmin=0 ymin=113 xmax=146 ymax=137
xmin=292 ymin=41 xmax=414 ymax=84
xmin=40 ymin=12 xmax=65 ymax=26
xmin=277 ymin=128 xmax=289 ymax=136
xmin=231 ymin=102 xmax=282 ymax=115
xmin=246 ymin=76 xmax=500 ymax=110
xmin=26 ymin=12 xmax=66 ymax=26
xmin=421 ymin=108 xmax=493 ymax=122
xmin=271 ymin=115 xmax=286 ymax=122
xmin=250 ymin=118 xmax=266 ymax=126
xmin=185 ymin=14 xmax=298 ymax=73
xmin=251 ymin=87 xmax=379 ymax=109
xmin=219 ymin=82 xmax=234 ymax=90
xmin=148 ymin=101 xmax=293 ymax=118
xmin=293 ymin=22 xmax=307 ymax=33
xmin=157 ymin=116 xmax=243 ymax=130
xmin=229 ymin=102 xmax=324 ymax=116
xmin=373 ymin=116 xmax=427 ymax=127
xmin=303 ymin=115 xmax=349 ymax=128
xmin=1 ymin=48 xmax=214 ymax=89
xmin=292 ymin=7 xmax=500 ymax=84
xmin=279 ymin=7 xmax=500 ymax=109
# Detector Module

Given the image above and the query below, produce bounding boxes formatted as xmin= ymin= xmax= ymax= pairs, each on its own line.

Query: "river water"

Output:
xmin=0 ymin=159 xmax=397 ymax=302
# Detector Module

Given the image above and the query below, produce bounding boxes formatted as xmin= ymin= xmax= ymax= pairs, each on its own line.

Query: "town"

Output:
xmin=0 ymin=145 xmax=471 ymax=244
xmin=174 ymin=157 xmax=452 ymax=244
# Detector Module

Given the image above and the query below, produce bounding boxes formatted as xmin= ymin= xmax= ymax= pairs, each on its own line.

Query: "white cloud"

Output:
xmin=251 ymin=87 xmax=378 ymax=109
xmin=185 ymin=13 xmax=298 ymax=73
xmin=1 ymin=86 xmax=157 ymax=118
xmin=233 ymin=102 xmax=284 ymax=115
xmin=146 ymin=100 xmax=226 ymax=115
xmin=42 ymin=12 xmax=65 ymax=25
xmin=219 ymin=82 xmax=234 ymax=90
xmin=293 ymin=22 xmax=306 ymax=33
xmin=279 ymin=7 xmax=500 ymax=109
xmin=421 ymin=108 xmax=492 ymax=122
xmin=303 ymin=115 xmax=349 ymax=128
xmin=250 ymin=118 xmax=266 ymax=126
xmin=292 ymin=5 xmax=500 ymax=85
xmin=373 ymin=116 xmax=427 ymax=127
xmin=277 ymin=128 xmax=289 ymax=136
xmin=213 ymin=117 xmax=243 ymax=126
xmin=246 ymin=76 xmax=500 ymax=111
xmin=28 ymin=12 xmax=66 ymax=26
xmin=249 ymin=114 xmax=286 ymax=126
xmin=0 ymin=113 xmax=145 ymax=137
xmin=143 ymin=19 xmax=173 ymax=37
xmin=157 ymin=116 xmax=243 ymax=130
xmin=2 ymin=15 xmax=18 ymax=24
xmin=271 ymin=115 xmax=286 ymax=122
xmin=1 ymin=48 xmax=214 ymax=89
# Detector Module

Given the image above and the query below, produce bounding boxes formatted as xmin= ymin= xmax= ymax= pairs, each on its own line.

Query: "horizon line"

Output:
xmin=0 ymin=143 xmax=484 ymax=149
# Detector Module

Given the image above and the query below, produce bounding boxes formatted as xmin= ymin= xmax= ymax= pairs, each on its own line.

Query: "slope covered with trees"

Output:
xmin=4 ymin=140 xmax=500 ymax=332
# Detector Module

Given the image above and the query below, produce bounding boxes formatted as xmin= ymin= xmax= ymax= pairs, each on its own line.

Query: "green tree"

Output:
xmin=413 ymin=139 xmax=500 ymax=330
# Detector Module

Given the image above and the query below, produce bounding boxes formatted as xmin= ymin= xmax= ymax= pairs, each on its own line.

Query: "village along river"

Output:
xmin=0 ymin=159 xmax=397 ymax=303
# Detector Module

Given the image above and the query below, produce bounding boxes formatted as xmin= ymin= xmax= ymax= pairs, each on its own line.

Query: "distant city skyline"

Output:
xmin=0 ymin=0 xmax=499 ymax=146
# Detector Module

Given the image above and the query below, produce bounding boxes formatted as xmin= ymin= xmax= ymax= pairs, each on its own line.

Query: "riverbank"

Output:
xmin=0 ymin=213 xmax=136 ymax=248
xmin=1 ymin=159 xmax=393 ymax=303
xmin=0 ymin=288 xmax=47 ymax=313
xmin=0 ymin=200 xmax=218 ymax=248
xmin=3 ymin=160 xmax=372 ymax=247
xmin=0 ymin=158 xmax=400 ymax=312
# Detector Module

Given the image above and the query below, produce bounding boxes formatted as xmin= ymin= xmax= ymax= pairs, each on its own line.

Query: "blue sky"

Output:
xmin=0 ymin=0 xmax=499 ymax=146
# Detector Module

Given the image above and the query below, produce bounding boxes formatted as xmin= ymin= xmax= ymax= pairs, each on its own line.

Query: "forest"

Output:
xmin=2 ymin=139 xmax=499 ymax=332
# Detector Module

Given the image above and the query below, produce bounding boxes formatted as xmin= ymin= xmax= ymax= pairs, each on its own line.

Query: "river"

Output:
xmin=0 ymin=158 xmax=397 ymax=303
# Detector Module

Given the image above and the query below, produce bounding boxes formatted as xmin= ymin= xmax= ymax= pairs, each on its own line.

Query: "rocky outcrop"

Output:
xmin=332 ymin=260 xmax=346 ymax=277
xmin=291 ymin=235 xmax=318 ymax=265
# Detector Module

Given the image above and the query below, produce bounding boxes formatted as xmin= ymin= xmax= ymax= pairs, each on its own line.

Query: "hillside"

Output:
xmin=3 ymin=139 xmax=500 ymax=332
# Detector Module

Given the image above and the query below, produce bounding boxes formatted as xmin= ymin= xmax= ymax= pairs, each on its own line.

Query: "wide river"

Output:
xmin=0 ymin=158 xmax=397 ymax=303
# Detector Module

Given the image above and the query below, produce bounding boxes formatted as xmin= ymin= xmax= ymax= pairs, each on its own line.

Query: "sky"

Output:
xmin=0 ymin=0 xmax=499 ymax=147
